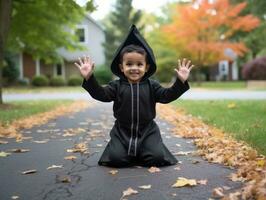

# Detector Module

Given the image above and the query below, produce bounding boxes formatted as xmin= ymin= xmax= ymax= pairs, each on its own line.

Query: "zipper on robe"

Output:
xmin=127 ymin=82 xmax=139 ymax=156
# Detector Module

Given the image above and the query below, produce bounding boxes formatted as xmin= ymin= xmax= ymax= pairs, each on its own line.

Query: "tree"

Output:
xmin=0 ymin=0 xmax=95 ymax=104
xmin=0 ymin=0 xmax=12 ymax=104
xmin=102 ymin=0 xmax=142 ymax=67
xmin=231 ymin=0 xmax=266 ymax=60
xmin=161 ymin=0 xmax=260 ymax=68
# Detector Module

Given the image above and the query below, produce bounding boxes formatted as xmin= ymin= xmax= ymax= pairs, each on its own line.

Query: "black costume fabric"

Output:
xmin=82 ymin=25 xmax=190 ymax=167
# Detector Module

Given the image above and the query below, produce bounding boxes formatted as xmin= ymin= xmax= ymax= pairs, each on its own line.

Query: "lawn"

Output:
xmin=189 ymin=81 xmax=246 ymax=90
xmin=0 ymin=100 xmax=73 ymax=125
xmin=3 ymin=86 xmax=83 ymax=94
xmin=172 ymin=100 xmax=266 ymax=155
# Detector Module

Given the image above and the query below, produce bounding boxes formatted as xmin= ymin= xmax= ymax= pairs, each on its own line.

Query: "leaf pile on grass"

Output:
xmin=0 ymin=100 xmax=91 ymax=141
xmin=157 ymin=104 xmax=266 ymax=200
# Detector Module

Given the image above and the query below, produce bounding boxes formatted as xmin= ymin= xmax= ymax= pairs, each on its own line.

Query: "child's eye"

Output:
xmin=138 ymin=63 xmax=143 ymax=67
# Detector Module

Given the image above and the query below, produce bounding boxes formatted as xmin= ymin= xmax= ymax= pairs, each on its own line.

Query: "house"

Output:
xmin=209 ymin=48 xmax=239 ymax=81
xmin=14 ymin=14 xmax=105 ymax=82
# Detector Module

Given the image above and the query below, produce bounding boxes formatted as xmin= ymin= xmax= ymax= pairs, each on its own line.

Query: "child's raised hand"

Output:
xmin=74 ymin=56 xmax=95 ymax=80
xmin=175 ymin=58 xmax=194 ymax=83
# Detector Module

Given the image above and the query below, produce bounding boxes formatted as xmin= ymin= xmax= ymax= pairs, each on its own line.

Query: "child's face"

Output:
xmin=119 ymin=52 xmax=149 ymax=83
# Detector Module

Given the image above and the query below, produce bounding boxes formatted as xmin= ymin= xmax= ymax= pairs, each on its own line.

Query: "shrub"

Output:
xmin=50 ymin=76 xmax=65 ymax=86
xmin=242 ymin=56 xmax=266 ymax=80
xmin=2 ymin=55 xmax=19 ymax=84
xmin=94 ymin=65 xmax=112 ymax=84
xmin=68 ymin=75 xmax=83 ymax=86
xmin=32 ymin=75 xmax=49 ymax=86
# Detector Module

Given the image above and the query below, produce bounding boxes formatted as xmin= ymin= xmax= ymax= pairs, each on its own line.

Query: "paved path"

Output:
xmin=0 ymin=102 xmax=241 ymax=200
xmin=3 ymin=89 xmax=266 ymax=101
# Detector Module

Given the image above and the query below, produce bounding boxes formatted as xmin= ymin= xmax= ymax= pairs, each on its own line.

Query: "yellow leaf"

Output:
xmin=172 ymin=177 xmax=197 ymax=188
xmin=227 ymin=103 xmax=237 ymax=109
xmin=0 ymin=151 xmax=11 ymax=157
xmin=257 ymin=159 xmax=265 ymax=168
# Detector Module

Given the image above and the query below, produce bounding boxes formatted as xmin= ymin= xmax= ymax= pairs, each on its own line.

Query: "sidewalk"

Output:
xmin=3 ymin=89 xmax=266 ymax=101
xmin=0 ymin=102 xmax=242 ymax=200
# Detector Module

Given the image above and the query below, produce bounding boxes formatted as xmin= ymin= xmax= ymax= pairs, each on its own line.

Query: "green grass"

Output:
xmin=3 ymin=86 xmax=83 ymax=94
xmin=0 ymin=100 xmax=73 ymax=125
xmin=190 ymin=81 xmax=247 ymax=90
xmin=172 ymin=100 xmax=266 ymax=155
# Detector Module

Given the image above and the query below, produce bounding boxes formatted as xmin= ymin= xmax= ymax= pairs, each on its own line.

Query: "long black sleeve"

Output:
xmin=151 ymin=77 xmax=189 ymax=104
xmin=82 ymin=75 xmax=117 ymax=102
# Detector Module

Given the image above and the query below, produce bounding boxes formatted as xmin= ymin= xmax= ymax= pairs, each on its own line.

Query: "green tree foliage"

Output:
xmin=231 ymin=0 xmax=266 ymax=59
xmin=102 ymin=0 xmax=142 ymax=67
xmin=7 ymin=0 xmax=95 ymax=63
xmin=0 ymin=0 xmax=95 ymax=103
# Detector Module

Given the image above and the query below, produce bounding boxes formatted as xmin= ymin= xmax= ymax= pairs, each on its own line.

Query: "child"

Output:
xmin=75 ymin=25 xmax=194 ymax=168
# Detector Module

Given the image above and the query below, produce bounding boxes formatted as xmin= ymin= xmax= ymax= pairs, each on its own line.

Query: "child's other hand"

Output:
xmin=175 ymin=58 xmax=194 ymax=83
xmin=74 ymin=55 xmax=95 ymax=81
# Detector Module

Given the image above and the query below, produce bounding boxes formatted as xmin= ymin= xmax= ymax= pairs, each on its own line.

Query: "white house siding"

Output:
xmin=57 ymin=15 xmax=105 ymax=67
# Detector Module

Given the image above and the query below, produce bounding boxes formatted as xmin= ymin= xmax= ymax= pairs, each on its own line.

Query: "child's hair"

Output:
xmin=119 ymin=44 xmax=148 ymax=63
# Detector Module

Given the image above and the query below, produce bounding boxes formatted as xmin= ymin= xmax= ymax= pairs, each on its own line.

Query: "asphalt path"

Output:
xmin=3 ymin=89 xmax=266 ymax=101
xmin=0 ymin=101 xmax=242 ymax=200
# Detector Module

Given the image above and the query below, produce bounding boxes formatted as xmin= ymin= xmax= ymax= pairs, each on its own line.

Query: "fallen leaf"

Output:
xmin=212 ymin=187 xmax=224 ymax=198
xmin=174 ymin=166 xmax=181 ymax=171
xmin=0 ymin=140 xmax=8 ymax=144
xmin=148 ymin=166 xmax=161 ymax=173
xmin=0 ymin=151 xmax=11 ymax=157
xmin=47 ymin=165 xmax=63 ymax=170
xmin=11 ymin=196 xmax=19 ymax=199
xmin=58 ymin=176 xmax=71 ymax=183
xmin=257 ymin=159 xmax=265 ymax=168
xmin=64 ymin=155 xmax=77 ymax=160
xmin=96 ymin=144 xmax=103 ymax=147
xmin=109 ymin=170 xmax=118 ymax=175
xmin=172 ymin=177 xmax=197 ymax=188
xmin=21 ymin=169 xmax=37 ymax=175
xmin=191 ymin=160 xmax=200 ymax=164
xmin=197 ymin=179 xmax=208 ymax=185
xmin=138 ymin=185 xmax=151 ymax=190
xmin=173 ymin=151 xmax=194 ymax=156
xmin=227 ymin=103 xmax=237 ymax=109
xmin=10 ymin=149 xmax=30 ymax=153
xmin=121 ymin=187 xmax=138 ymax=199
xmin=33 ymin=140 xmax=49 ymax=144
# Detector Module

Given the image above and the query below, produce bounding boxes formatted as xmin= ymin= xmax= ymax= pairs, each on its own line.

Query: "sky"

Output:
xmin=75 ymin=0 xmax=180 ymax=20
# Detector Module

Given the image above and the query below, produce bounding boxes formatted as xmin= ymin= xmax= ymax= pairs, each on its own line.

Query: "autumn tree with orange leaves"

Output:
xmin=162 ymin=0 xmax=260 ymax=68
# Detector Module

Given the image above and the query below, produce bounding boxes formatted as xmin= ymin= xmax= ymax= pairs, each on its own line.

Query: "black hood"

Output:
xmin=110 ymin=24 xmax=157 ymax=80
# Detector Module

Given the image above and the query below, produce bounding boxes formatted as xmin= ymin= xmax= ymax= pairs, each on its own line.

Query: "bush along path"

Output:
xmin=0 ymin=101 xmax=263 ymax=199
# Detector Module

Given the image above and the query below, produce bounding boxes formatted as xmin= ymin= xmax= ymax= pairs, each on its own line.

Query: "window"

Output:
xmin=76 ymin=28 xmax=85 ymax=42
xmin=56 ymin=64 xmax=62 ymax=75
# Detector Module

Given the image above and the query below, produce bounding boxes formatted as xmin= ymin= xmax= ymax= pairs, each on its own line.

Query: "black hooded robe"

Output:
xmin=82 ymin=25 xmax=189 ymax=167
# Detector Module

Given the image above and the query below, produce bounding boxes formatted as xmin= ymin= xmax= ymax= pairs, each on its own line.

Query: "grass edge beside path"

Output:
xmin=172 ymin=100 xmax=266 ymax=156
xmin=157 ymin=104 xmax=266 ymax=200
xmin=0 ymin=100 xmax=90 ymax=140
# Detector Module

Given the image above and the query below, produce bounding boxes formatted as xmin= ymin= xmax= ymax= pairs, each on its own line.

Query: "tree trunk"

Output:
xmin=0 ymin=0 xmax=12 ymax=104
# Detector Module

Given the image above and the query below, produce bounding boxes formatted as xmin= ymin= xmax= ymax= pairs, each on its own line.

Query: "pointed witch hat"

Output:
xmin=110 ymin=24 xmax=157 ymax=79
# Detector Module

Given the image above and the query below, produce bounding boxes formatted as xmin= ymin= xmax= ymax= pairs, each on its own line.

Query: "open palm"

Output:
xmin=74 ymin=56 xmax=95 ymax=80
xmin=175 ymin=58 xmax=194 ymax=83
